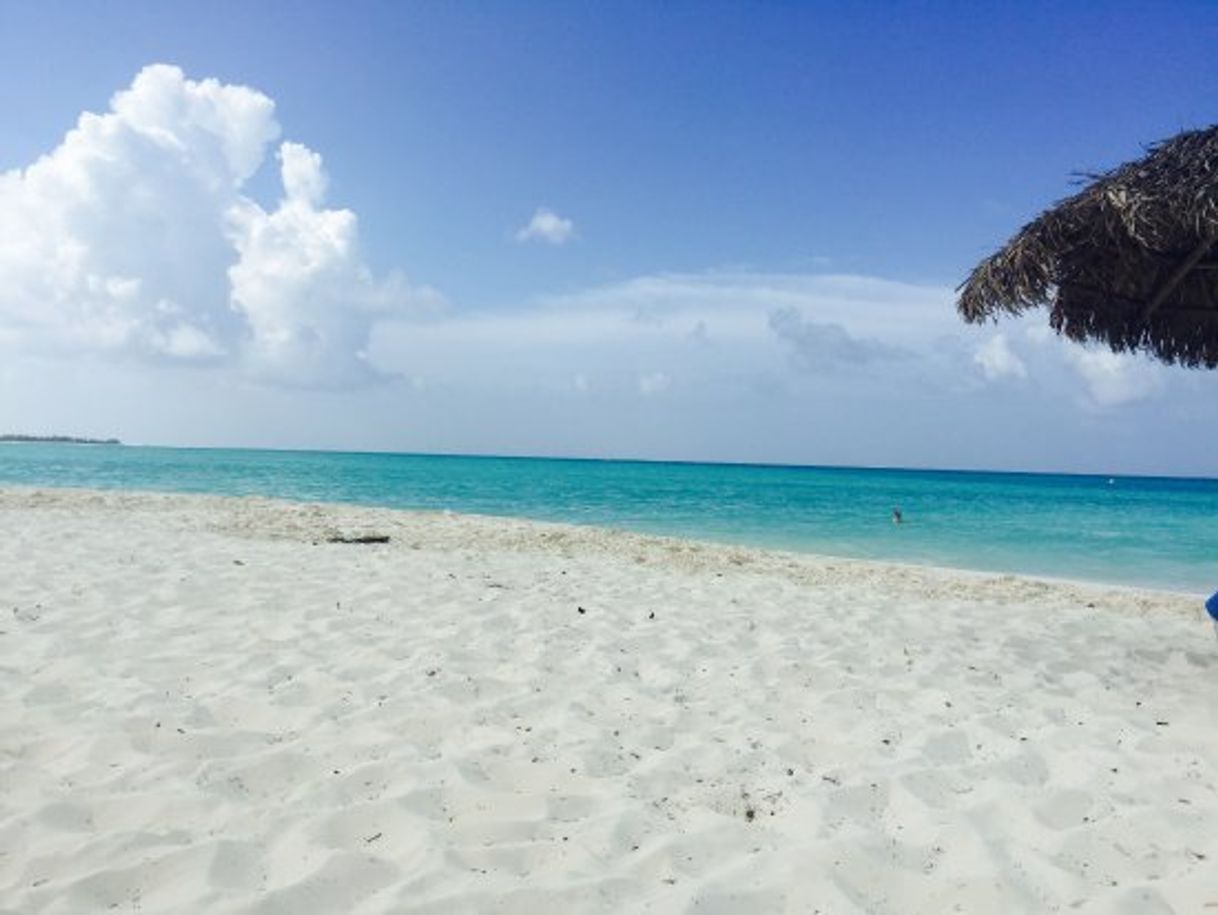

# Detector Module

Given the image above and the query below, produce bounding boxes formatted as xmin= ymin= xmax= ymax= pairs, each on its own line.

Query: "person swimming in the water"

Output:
xmin=892 ymin=507 xmax=903 ymax=525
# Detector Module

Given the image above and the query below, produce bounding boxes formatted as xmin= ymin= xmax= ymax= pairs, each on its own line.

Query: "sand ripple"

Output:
xmin=0 ymin=487 xmax=1214 ymax=913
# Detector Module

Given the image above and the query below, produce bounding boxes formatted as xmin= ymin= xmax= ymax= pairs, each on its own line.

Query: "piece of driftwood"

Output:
xmin=326 ymin=534 xmax=390 ymax=544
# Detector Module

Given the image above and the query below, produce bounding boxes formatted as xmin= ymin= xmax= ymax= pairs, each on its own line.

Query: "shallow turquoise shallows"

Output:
xmin=2 ymin=443 xmax=1215 ymax=593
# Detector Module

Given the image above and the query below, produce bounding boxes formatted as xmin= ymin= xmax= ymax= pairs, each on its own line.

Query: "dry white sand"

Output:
xmin=1 ymin=486 xmax=1215 ymax=914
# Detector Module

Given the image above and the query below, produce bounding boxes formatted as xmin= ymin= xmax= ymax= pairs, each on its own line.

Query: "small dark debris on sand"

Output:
xmin=327 ymin=534 xmax=391 ymax=545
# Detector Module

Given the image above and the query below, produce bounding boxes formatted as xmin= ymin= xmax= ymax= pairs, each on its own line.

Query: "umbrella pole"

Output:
xmin=1141 ymin=237 xmax=1215 ymax=320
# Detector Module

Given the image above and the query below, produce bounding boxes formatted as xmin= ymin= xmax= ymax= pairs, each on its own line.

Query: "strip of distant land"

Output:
xmin=0 ymin=434 xmax=121 ymax=445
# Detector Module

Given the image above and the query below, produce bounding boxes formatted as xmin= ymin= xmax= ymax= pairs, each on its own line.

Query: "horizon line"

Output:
xmin=14 ymin=438 xmax=1215 ymax=484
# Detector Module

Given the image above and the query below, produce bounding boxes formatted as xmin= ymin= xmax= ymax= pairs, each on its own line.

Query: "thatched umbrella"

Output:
xmin=957 ymin=125 xmax=1218 ymax=368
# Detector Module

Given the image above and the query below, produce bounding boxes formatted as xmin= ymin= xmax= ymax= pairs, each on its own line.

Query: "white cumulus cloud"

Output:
xmin=0 ymin=64 xmax=436 ymax=387
xmin=515 ymin=207 xmax=575 ymax=245
xmin=973 ymin=333 xmax=1027 ymax=381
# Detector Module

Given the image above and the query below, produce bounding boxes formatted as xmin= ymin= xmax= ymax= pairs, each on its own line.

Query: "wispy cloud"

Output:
xmin=541 ymin=271 xmax=958 ymax=341
xmin=1063 ymin=346 xmax=1164 ymax=408
xmin=637 ymin=372 xmax=671 ymax=396
xmin=768 ymin=306 xmax=904 ymax=370
xmin=515 ymin=207 xmax=575 ymax=245
xmin=973 ymin=333 xmax=1027 ymax=381
xmin=371 ymin=270 xmax=957 ymax=394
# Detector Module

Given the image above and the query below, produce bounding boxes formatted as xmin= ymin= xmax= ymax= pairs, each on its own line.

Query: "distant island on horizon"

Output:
xmin=1 ymin=434 xmax=121 ymax=445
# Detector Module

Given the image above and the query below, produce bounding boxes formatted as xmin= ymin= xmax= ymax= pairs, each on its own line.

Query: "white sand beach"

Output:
xmin=1 ymin=486 xmax=1215 ymax=914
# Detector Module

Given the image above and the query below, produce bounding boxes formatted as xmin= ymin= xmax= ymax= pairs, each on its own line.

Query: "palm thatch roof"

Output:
xmin=957 ymin=125 xmax=1218 ymax=367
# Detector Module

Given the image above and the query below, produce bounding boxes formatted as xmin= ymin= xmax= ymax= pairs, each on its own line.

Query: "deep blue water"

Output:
xmin=1 ymin=443 xmax=1215 ymax=592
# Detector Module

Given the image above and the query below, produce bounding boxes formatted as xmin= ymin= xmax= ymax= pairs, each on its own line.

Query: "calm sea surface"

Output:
xmin=2 ymin=443 xmax=1215 ymax=593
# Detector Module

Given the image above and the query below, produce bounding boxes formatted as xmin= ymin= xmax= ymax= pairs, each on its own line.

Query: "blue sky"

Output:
xmin=1 ymin=1 xmax=1217 ymax=473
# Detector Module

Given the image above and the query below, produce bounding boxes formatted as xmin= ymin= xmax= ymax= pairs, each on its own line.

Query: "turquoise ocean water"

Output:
xmin=1 ymin=443 xmax=1215 ymax=593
